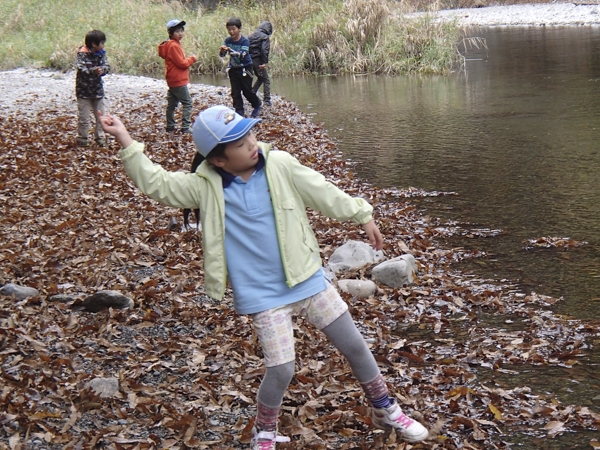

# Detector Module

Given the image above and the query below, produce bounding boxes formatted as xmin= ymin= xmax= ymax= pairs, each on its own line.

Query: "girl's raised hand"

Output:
xmin=98 ymin=112 xmax=133 ymax=148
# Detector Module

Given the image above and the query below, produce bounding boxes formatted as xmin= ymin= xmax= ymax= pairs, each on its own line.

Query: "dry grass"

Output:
xmin=0 ymin=0 xmax=464 ymax=76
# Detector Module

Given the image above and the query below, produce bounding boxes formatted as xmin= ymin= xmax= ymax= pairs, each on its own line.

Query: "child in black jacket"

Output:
xmin=249 ymin=21 xmax=273 ymax=106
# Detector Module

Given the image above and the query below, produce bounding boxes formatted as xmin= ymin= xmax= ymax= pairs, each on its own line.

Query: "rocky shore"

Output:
xmin=432 ymin=1 xmax=600 ymax=26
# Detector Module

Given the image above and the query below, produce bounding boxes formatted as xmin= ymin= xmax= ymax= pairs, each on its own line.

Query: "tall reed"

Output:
xmin=0 ymin=0 xmax=461 ymax=76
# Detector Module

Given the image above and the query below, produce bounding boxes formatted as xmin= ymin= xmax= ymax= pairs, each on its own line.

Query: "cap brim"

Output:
xmin=221 ymin=117 xmax=261 ymax=143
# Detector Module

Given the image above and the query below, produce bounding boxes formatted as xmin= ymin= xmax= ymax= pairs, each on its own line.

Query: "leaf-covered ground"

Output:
xmin=1 ymin=69 xmax=599 ymax=449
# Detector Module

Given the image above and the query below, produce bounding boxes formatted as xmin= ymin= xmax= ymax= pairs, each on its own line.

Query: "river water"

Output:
xmin=274 ymin=26 xmax=600 ymax=323
xmin=196 ymin=27 xmax=600 ymax=322
xmin=193 ymin=26 xmax=600 ymax=447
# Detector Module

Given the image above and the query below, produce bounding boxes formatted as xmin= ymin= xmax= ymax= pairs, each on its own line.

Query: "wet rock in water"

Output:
xmin=0 ymin=283 xmax=39 ymax=300
xmin=327 ymin=240 xmax=385 ymax=274
xmin=372 ymin=254 xmax=417 ymax=288
xmin=337 ymin=279 xmax=377 ymax=299
xmin=80 ymin=290 xmax=134 ymax=312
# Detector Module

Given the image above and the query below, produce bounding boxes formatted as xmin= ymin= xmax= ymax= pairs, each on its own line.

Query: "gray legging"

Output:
xmin=257 ymin=311 xmax=380 ymax=408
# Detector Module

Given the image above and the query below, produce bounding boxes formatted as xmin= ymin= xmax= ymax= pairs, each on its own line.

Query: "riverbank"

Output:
xmin=431 ymin=2 xmax=600 ymax=26
xmin=1 ymin=67 xmax=599 ymax=448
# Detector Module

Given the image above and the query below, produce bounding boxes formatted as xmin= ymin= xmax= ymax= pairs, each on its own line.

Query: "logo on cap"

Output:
xmin=223 ymin=112 xmax=235 ymax=125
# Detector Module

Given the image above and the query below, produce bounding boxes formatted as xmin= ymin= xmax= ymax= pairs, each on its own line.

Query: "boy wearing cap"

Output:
xmin=158 ymin=19 xmax=197 ymax=134
xmin=99 ymin=106 xmax=429 ymax=449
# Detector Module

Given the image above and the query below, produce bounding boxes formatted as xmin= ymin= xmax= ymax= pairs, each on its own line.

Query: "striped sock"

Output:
xmin=360 ymin=374 xmax=391 ymax=408
xmin=255 ymin=402 xmax=280 ymax=432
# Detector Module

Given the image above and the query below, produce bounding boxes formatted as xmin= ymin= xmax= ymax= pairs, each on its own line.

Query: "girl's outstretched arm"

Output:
xmin=98 ymin=112 xmax=133 ymax=148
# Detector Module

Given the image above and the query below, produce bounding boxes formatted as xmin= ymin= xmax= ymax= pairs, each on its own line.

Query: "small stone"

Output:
xmin=85 ymin=377 xmax=119 ymax=398
xmin=0 ymin=283 xmax=39 ymax=300
xmin=327 ymin=240 xmax=385 ymax=274
xmin=337 ymin=279 xmax=377 ymax=299
xmin=80 ymin=290 xmax=134 ymax=312
xmin=372 ymin=254 xmax=418 ymax=288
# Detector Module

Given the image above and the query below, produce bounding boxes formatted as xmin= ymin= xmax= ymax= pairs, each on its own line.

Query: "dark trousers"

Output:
xmin=228 ymin=67 xmax=260 ymax=117
xmin=252 ymin=60 xmax=271 ymax=103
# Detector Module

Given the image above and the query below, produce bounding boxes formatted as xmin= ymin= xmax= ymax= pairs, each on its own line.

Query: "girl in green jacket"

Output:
xmin=99 ymin=106 xmax=429 ymax=449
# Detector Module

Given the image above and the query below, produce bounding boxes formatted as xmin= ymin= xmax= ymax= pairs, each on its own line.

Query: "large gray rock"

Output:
xmin=0 ymin=283 xmax=39 ymax=299
xmin=327 ymin=240 xmax=385 ymax=274
xmin=337 ymin=279 xmax=377 ymax=299
xmin=372 ymin=254 xmax=418 ymax=288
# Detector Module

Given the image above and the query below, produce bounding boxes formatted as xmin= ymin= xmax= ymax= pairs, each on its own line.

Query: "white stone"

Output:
xmin=371 ymin=254 xmax=417 ymax=288
xmin=327 ymin=240 xmax=385 ymax=274
xmin=85 ymin=377 xmax=120 ymax=398
xmin=337 ymin=279 xmax=377 ymax=299
xmin=0 ymin=283 xmax=39 ymax=300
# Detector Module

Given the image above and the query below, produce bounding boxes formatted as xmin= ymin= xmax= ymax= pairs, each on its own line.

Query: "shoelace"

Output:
xmin=254 ymin=430 xmax=291 ymax=449
xmin=393 ymin=412 xmax=415 ymax=430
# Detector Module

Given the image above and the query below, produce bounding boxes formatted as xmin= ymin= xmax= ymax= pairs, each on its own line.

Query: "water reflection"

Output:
xmin=199 ymin=27 xmax=600 ymax=320
xmin=194 ymin=27 xmax=600 ymax=317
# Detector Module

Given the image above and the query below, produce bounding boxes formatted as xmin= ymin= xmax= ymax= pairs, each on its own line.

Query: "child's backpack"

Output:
xmin=248 ymin=32 xmax=262 ymax=60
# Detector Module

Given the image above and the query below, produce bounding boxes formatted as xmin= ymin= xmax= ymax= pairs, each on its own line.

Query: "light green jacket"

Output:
xmin=119 ymin=141 xmax=374 ymax=300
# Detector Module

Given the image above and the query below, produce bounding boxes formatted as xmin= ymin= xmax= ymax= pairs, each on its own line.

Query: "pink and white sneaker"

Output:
xmin=371 ymin=399 xmax=429 ymax=443
xmin=250 ymin=428 xmax=290 ymax=450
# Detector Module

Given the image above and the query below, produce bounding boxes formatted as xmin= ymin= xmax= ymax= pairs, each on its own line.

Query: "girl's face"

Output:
xmin=227 ymin=25 xmax=241 ymax=41
xmin=211 ymin=131 xmax=259 ymax=180
xmin=171 ymin=28 xmax=185 ymax=41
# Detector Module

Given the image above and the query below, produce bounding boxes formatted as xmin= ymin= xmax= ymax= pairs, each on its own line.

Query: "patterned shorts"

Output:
xmin=251 ymin=282 xmax=349 ymax=367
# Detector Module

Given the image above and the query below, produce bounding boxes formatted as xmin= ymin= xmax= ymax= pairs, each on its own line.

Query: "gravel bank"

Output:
xmin=434 ymin=2 xmax=600 ymax=26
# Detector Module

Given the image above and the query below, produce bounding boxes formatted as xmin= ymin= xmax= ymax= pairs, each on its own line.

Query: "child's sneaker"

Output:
xmin=251 ymin=101 xmax=262 ymax=118
xmin=250 ymin=428 xmax=290 ymax=450
xmin=77 ymin=137 xmax=89 ymax=147
xmin=95 ymin=138 xmax=106 ymax=147
xmin=371 ymin=399 xmax=428 ymax=443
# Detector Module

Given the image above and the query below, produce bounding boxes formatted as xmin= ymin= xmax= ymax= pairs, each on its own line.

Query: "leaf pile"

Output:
xmin=0 ymin=70 xmax=599 ymax=449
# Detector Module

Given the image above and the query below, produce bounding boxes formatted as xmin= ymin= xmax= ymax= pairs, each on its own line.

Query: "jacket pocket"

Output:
xmin=280 ymin=198 xmax=295 ymax=210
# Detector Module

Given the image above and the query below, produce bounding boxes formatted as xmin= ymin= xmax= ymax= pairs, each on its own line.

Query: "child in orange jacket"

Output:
xmin=158 ymin=19 xmax=197 ymax=134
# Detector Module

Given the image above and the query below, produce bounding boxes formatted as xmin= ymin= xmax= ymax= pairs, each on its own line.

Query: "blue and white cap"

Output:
xmin=192 ymin=106 xmax=261 ymax=157
xmin=166 ymin=19 xmax=186 ymax=31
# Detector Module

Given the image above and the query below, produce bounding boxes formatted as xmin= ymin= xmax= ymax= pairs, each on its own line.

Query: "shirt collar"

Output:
xmin=216 ymin=150 xmax=265 ymax=188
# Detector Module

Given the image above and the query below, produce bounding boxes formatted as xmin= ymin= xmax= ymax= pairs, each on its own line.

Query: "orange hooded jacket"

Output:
xmin=158 ymin=39 xmax=197 ymax=88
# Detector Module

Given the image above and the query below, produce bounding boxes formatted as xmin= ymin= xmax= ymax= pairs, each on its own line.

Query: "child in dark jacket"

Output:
xmin=249 ymin=21 xmax=273 ymax=106
xmin=219 ymin=17 xmax=262 ymax=118
xmin=158 ymin=19 xmax=197 ymax=134
xmin=75 ymin=30 xmax=110 ymax=147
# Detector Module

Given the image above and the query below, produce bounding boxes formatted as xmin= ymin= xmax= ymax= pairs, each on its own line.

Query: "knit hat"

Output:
xmin=166 ymin=19 xmax=186 ymax=32
xmin=192 ymin=106 xmax=261 ymax=157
